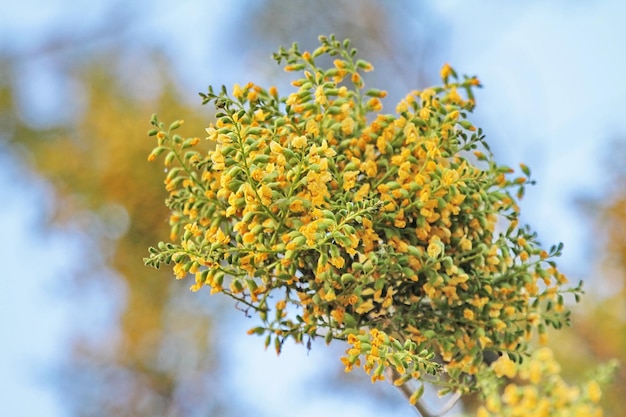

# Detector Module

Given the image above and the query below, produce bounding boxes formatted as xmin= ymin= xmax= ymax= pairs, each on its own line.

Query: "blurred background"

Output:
xmin=0 ymin=1 xmax=624 ymax=416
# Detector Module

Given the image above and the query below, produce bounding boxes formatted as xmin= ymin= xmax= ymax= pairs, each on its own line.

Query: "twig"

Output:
xmin=386 ymin=368 xmax=461 ymax=417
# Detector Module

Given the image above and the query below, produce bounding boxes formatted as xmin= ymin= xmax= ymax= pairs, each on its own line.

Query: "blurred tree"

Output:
xmin=1 ymin=47 xmax=234 ymax=416
xmin=550 ymin=142 xmax=626 ymax=417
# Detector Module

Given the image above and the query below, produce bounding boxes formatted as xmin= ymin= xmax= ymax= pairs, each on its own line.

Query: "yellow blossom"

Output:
xmin=440 ymin=63 xmax=453 ymax=80
xmin=354 ymin=183 xmax=370 ymax=202
xmin=459 ymin=237 xmax=472 ymax=251
xmin=441 ymin=169 xmax=459 ymax=186
xmin=286 ymin=93 xmax=299 ymax=106
xmin=333 ymin=59 xmax=346 ymax=69
xmin=210 ymin=149 xmax=225 ymax=171
xmin=342 ymin=170 xmax=359 ymax=191
xmin=355 ymin=300 xmax=374 ymax=314
xmin=330 ymin=308 xmax=344 ymax=324
xmin=292 ymin=135 xmax=307 ymax=149
xmin=232 ymin=83 xmax=243 ymax=99
xmin=173 ymin=262 xmax=186 ymax=279
xmin=427 ymin=237 xmax=443 ymax=258
xmin=330 ymin=256 xmax=345 ymax=268
xmin=323 ymin=287 xmax=336 ymax=302
xmin=314 ymin=85 xmax=327 ymax=105
xmin=587 ymin=380 xmax=602 ymax=403
xmin=258 ymin=183 xmax=273 ymax=205
xmin=252 ymin=110 xmax=266 ymax=122
xmin=367 ymin=97 xmax=382 ymax=111
xmin=476 ymin=406 xmax=489 ymax=417
xmin=491 ymin=353 xmax=517 ymax=378
xmin=306 ymin=118 xmax=320 ymax=136
xmin=341 ymin=117 xmax=355 ymax=135
xmin=289 ymin=199 xmax=306 ymax=213
xmin=242 ymin=231 xmax=256 ymax=244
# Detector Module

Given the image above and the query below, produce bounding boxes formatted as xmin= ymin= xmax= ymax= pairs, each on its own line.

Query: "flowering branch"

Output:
xmin=143 ymin=34 xmax=606 ymax=413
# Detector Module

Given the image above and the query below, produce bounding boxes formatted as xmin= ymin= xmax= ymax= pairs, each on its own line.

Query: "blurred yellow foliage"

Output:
xmin=4 ymin=52 xmax=227 ymax=416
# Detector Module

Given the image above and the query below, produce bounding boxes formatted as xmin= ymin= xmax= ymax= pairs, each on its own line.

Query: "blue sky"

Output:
xmin=1 ymin=1 xmax=625 ymax=416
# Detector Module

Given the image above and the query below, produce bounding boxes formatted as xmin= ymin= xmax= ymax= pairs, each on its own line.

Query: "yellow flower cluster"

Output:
xmin=341 ymin=328 xmax=433 ymax=387
xmin=145 ymin=35 xmax=583 ymax=401
xmin=478 ymin=348 xmax=606 ymax=417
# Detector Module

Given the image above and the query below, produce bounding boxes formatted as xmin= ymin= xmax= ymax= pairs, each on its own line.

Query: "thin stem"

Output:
xmin=386 ymin=368 xmax=462 ymax=417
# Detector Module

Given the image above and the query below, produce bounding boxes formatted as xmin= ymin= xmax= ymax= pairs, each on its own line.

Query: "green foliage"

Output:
xmin=145 ymin=35 xmax=583 ymax=402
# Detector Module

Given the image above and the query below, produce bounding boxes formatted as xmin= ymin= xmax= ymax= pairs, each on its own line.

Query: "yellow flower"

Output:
xmin=396 ymin=100 xmax=408 ymax=114
xmin=402 ymin=122 xmax=419 ymax=144
xmin=242 ymin=231 xmax=256 ymax=244
xmin=299 ymin=222 xmax=319 ymax=246
xmin=250 ymin=168 xmax=265 ymax=182
xmin=289 ymin=199 xmax=306 ymax=213
xmin=247 ymin=89 xmax=258 ymax=102
xmin=314 ymin=85 xmax=327 ymax=105
xmin=459 ymin=237 xmax=472 ymax=251
xmin=587 ymin=380 xmax=602 ymax=403
xmin=173 ymin=262 xmax=187 ymax=279
xmin=347 ymin=294 xmax=358 ymax=305
xmin=447 ymin=87 xmax=463 ymax=105
xmin=215 ymin=228 xmax=230 ymax=245
xmin=254 ymin=109 xmax=267 ymax=122
xmin=341 ymin=117 xmax=355 ymax=135
xmin=354 ymin=183 xmax=370 ymax=202
xmin=418 ymin=106 xmax=430 ymax=120
xmin=394 ymin=211 xmax=406 ymax=228
xmin=355 ymin=300 xmax=374 ymax=314
xmin=427 ymin=238 xmax=443 ymax=258
xmin=317 ymin=139 xmax=336 ymax=157
xmin=292 ymin=135 xmax=307 ymax=149
xmin=210 ymin=149 xmax=225 ymax=171
xmin=441 ymin=169 xmax=459 ymax=186
xmin=232 ymin=83 xmax=243 ymax=99
xmin=342 ymin=170 xmax=359 ymax=191
xmin=330 ymin=308 xmax=344 ymax=324
xmin=323 ymin=287 xmax=336 ymax=302
xmin=360 ymin=160 xmax=377 ymax=178
xmin=333 ymin=59 xmax=346 ymax=69
xmin=330 ymin=256 xmax=345 ymax=268
xmin=367 ymin=97 xmax=382 ymax=111
xmin=258 ymin=183 xmax=273 ymax=205
xmin=491 ymin=353 xmax=517 ymax=378
xmin=476 ymin=406 xmax=490 ymax=417
xmin=306 ymin=118 xmax=320 ymax=137
xmin=528 ymin=360 xmax=542 ymax=384
xmin=286 ymin=94 xmax=300 ymax=107
xmin=440 ymin=63 xmax=453 ymax=81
